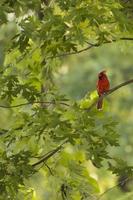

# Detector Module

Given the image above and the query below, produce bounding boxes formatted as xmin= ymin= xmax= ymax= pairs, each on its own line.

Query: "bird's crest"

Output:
xmin=98 ymin=70 xmax=106 ymax=78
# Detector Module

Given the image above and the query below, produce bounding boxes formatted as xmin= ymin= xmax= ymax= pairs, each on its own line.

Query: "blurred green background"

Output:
xmin=25 ymin=41 xmax=133 ymax=200
xmin=0 ymin=25 xmax=133 ymax=199
xmin=54 ymin=41 xmax=133 ymax=199
xmin=56 ymin=41 xmax=133 ymax=166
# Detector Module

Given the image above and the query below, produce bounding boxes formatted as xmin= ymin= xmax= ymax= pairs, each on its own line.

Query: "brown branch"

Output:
xmin=120 ymin=37 xmax=133 ymax=41
xmin=32 ymin=139 xmax=68 ymax=167
xmin=88 ymin=79 xmax=133 ymax=111
xmin=0 ymin=101 xmax=69 ymax=109
xmin=5 ymin=37 xmax=133 ymax=70
xmin=46 ymin=45 xmax=94 ymax=59
xmin=46 ymin=37 xmax=133 ymax=59
xmin=36 ymin=161 xmax=54 ymax=175
xmin=44 ymin=163 xmax=54 ymax=175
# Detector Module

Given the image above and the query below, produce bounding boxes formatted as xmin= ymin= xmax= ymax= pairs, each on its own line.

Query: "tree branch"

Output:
xmin=0 ymin=79 xmax=132 ymax=110
xmin=0 ymin=101 xmax=69 ymax=109
xmin=88 ymin=79 xmax=133 ymax=111
xmin=47 ymin=45 xmax=94 ymax=59
xmin=46 ymin=37 xmax=133 ymax=59
xmin=44 ymin=162 xmax=54 ymax=175
xmin=5 ymin=37 xmax=133 ymax=70
xmin=32 ymin=139 xmax=68 ymax=167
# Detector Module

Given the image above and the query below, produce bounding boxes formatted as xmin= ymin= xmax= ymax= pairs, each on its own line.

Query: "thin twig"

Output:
xmin=3 ymin=37 xmax=133 ymax=72
xmin=44 ymin=163 xmax=54 ymax=175
xmin=35 ymin=160 xmax=54 ymax=175
xmin=87 ymin=79 xmax=133 ymax=111
xmin=46 ymin=45 xmax=94 ymax=59
xmin=0 ymin=101 xmax=69 ymax=109
xmin=32 ymin=139 xmax=68 ymax=167
xmin=46 ymin=37 xmax=133 ymax=59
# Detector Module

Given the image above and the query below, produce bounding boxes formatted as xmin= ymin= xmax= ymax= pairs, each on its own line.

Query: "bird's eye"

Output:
xmin=99 ymin=75 xmax=102 ymax=79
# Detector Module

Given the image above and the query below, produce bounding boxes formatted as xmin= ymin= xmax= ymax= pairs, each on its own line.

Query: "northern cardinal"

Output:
xmin=97 ymin=70 xmax=110 ymax=109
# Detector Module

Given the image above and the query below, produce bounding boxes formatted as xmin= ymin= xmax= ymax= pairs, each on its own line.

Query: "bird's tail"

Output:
xmin=97 ymin=97 xmax=103 ymax=110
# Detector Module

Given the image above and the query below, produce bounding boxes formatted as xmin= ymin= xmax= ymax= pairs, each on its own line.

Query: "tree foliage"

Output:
xmin=0 ymin=0 xmax=133 ymax=199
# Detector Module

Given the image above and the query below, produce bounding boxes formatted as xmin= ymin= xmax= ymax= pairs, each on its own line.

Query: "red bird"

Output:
xmin=97 ymin=70 xmax=110 ymax=109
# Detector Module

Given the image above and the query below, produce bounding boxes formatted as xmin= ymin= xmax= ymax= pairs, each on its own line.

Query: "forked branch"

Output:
xmin=32 ymin=139 xmax=68 ymax=167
